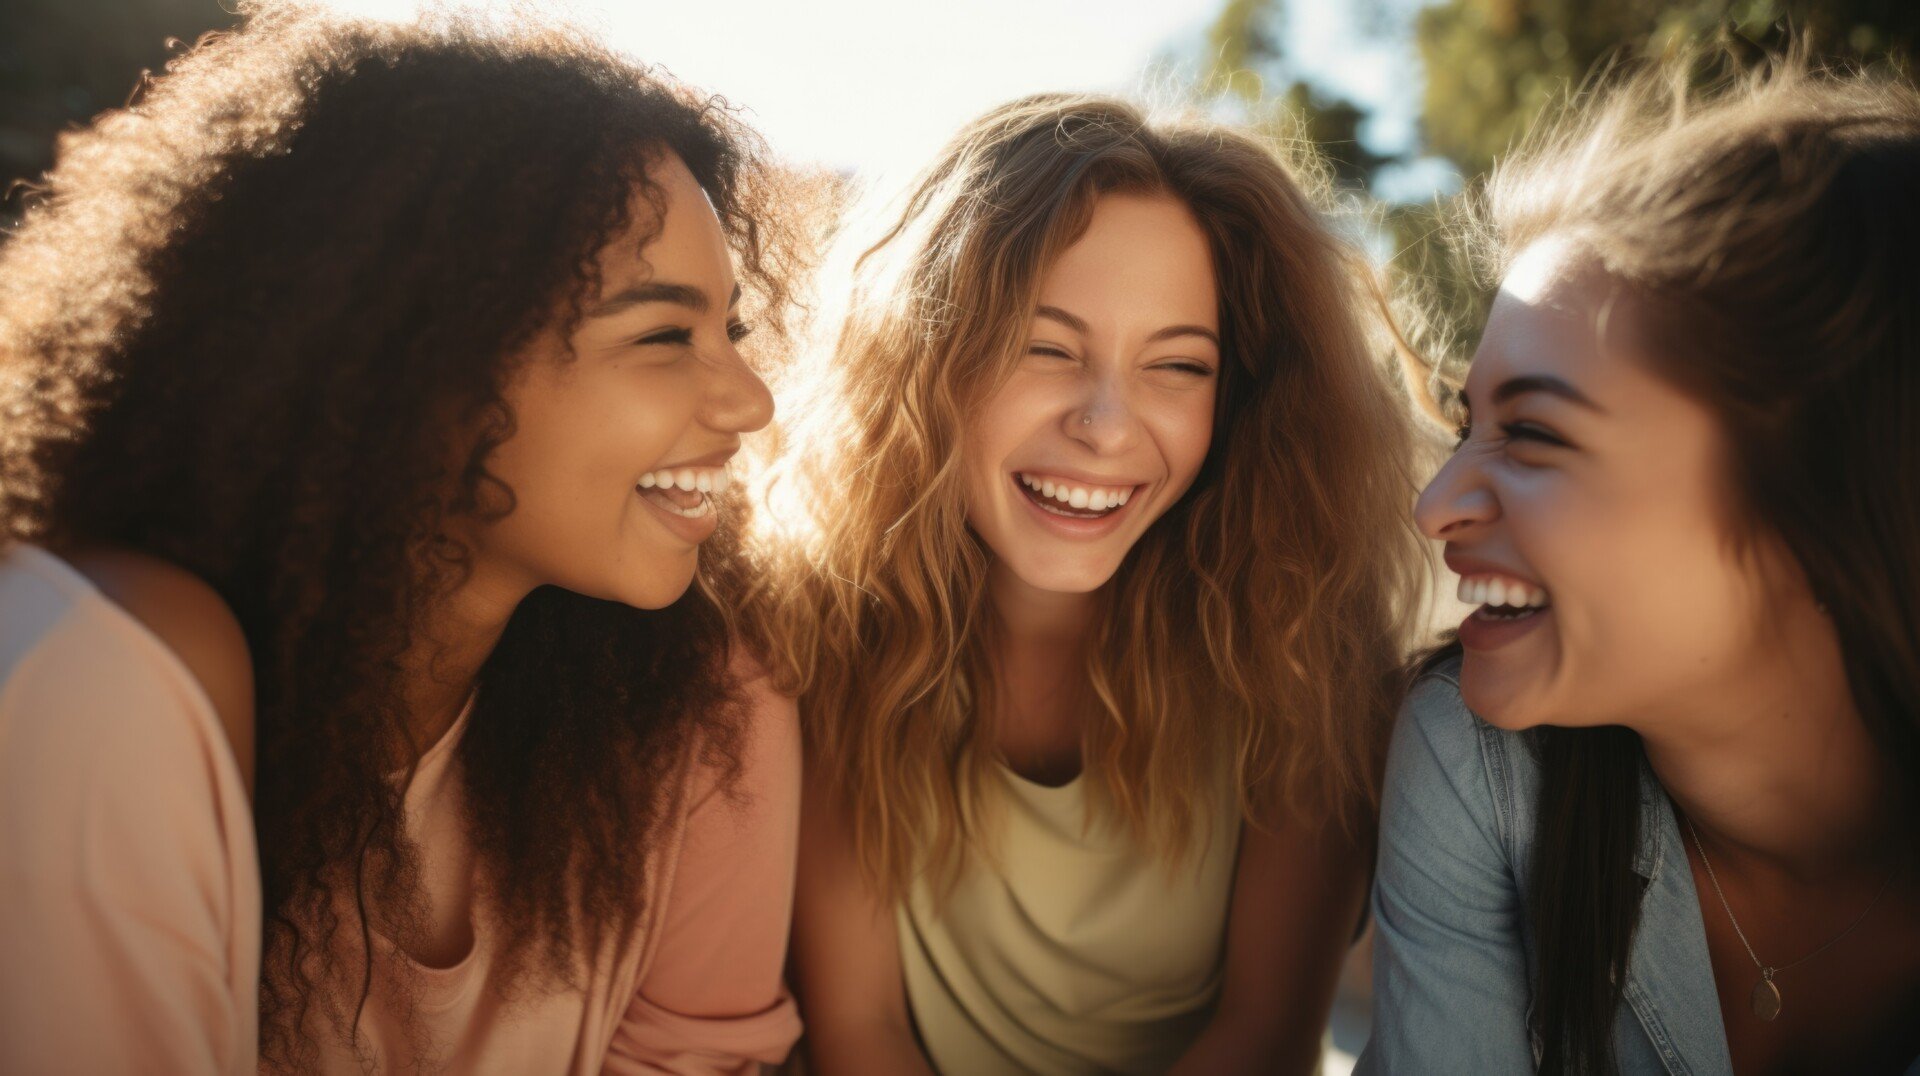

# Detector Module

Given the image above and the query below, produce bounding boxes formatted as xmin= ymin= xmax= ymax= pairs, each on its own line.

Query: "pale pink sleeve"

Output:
xmin=0 ymin=611 xmax=260 ymax=1075
xmin=602 ymin=667 xmax=803 ymax=1075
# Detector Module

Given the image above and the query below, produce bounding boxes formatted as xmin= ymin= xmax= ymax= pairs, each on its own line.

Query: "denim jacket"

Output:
xmin=1358 ymin=657 xmax=1920 ymax=1075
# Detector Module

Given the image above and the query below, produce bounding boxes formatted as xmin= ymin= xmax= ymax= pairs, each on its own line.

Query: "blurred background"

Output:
xmin=6 ymin=0 xmax=1917 ymax=372
xmin=3 ymin=0 xmax=1914 ymax=1069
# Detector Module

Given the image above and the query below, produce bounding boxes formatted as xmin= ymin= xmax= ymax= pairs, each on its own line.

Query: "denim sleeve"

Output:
xmin=1356 ymin=672 xmax=1537 ymax=1074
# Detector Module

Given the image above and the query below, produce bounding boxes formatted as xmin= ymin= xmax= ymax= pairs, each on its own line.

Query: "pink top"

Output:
xmin=0 ymin=544 xmax=802 ymax=1073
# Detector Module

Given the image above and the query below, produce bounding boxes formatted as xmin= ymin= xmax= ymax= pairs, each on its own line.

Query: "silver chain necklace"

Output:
xmin=1685 ymin=815 xmax=1895 ymax=1022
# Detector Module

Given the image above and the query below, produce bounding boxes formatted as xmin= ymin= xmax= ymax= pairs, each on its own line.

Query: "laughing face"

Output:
xmin=962 ymin=192 xmax=1219 ymax=596
xmin=461 ymin=152 xmax=774 ymax=611
xmin=1417 ymin=235 xmax=1796 ymax=730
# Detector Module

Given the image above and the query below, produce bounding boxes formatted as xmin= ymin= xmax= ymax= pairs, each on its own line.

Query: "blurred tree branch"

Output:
xmin=1192 ymin=0 xmax=1918 ymax=377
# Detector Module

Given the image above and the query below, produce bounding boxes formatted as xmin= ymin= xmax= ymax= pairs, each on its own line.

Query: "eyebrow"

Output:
xmin=1034 ymin=305 xmax=1220 ymax=346
xmin=1462 ymin=374 xmax=1604 ymax=413
xmin=587 ymin=281 xmax=742 ymax=318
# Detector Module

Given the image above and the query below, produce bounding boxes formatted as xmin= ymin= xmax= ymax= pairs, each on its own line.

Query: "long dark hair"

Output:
xmin=1457 ymin=55 xmax=1920 ymax=1073
xmin=0 ymin=4 xmax=812 ymax=1065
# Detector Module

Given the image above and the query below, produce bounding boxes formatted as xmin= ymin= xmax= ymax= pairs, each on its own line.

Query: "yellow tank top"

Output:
xmin=896 ymin=762 xmax=1241 ymax=1074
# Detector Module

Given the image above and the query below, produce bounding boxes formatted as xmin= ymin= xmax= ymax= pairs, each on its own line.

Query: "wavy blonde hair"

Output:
xmin=746 ymin=94 xmax=1429 ymax=902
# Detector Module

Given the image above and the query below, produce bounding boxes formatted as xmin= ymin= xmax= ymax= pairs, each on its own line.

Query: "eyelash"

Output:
xmin=1025 ymin=346 xmax=1213 ymax=376
xmin=633 ymin=321 xmax=753 ymax=347
xmin=1162 ymin=362 xmax=1215 ymax=377
xmin=1454 ymin=421 xmax=1567 ymax=449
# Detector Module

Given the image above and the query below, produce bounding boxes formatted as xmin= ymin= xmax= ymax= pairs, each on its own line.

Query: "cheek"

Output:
xmin=1515 ymin=471 xmax=1760 ymax=696
xmin=1147 ymin=389 xmax=1216 ymax=488
xmin=965 ymin=379 xmax=1056 ymax=485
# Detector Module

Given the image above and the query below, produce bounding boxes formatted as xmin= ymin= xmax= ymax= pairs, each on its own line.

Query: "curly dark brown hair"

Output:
xmin=0 ymin=3 xmax=813 ymax=1065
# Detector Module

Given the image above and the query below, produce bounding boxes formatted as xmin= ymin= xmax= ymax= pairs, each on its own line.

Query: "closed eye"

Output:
xmin=1027 ymin=345 xmax=1075 ymax=360
xmin=634 ymin=326 xmax=692 ymax=347
xmin=1156 ymin=361 xmax=1215 ymax=377
xmin=1500 ymin=421 xmax=1569 ymax=448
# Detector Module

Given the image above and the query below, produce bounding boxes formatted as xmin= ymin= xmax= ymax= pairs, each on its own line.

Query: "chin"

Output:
xmin=599 ymin=560 xmax=699 ymax=611
xmin=1007 ymin=554 xmax=1123 ymax=595
xmin=1456 ymin=655 xmax=1546 ymax=731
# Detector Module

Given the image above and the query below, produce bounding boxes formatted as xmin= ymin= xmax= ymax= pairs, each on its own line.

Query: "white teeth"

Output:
xmin=639 ymin=465 xmax=730 ymax=494
xmin=1015 ymin=473 xmax=1136 ymax=514
xmin=1458 ymin=574 xmax=1550 ymax=609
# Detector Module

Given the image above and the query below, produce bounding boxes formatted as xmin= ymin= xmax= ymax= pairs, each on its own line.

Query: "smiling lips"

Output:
xmin=1015 ymin=471 xmax=1138 ymax=518
xmin=637 ymin=465 xmax=729 ymax=519
xmin=1453 ymin=571 xmax=1554 ymax=651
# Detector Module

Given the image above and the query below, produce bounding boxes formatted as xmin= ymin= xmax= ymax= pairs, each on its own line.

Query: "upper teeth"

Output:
xmin=1458 ymin=575 xmax=1550 ymax=609
xmin=638 ymin=466 xmax=730 ymax=493
xmin=1018 ymin=473 xmax=1133 ymax=511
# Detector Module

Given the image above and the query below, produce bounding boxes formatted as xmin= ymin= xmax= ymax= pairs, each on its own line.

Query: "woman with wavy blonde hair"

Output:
xmin=749 ymin=94 xmax=1427 ymax=1073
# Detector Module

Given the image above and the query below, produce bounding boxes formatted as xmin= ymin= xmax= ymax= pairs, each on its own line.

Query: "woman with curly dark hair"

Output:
xmin=0 ymin=5 xmax=812 ymax=1072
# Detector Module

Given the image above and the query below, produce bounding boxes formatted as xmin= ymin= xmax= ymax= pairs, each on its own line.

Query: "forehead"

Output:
xmin=595 ymin=153 xmax=731 ymax=283
xmin=1037 ymin=192 xmax=1217 ymax=326
xmin=1470 ymin=236 xmax=1624 ymax=396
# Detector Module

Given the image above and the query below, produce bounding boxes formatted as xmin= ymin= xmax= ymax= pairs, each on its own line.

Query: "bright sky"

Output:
xmin=581 ymin=0 xmax=1214 ymax=176
xmin=325 ymin=0 xmax=1442 ymax=195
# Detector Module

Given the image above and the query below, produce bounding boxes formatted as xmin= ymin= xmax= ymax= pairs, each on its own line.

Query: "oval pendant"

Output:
xmin=1751 ymin=976 xmax=1782 ymax=1021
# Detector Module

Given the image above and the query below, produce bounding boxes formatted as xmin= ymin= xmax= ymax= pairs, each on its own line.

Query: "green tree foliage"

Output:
xmin=1200 ymin=0 xmax=1396 ymax=191
xmin=1198 ymin=0 xmax=1919 ymax=375
xmin=1414 ymin=0 xmax=1918 ymax=367
xmin=1420 ymin=0 xmax=1920 ymax=177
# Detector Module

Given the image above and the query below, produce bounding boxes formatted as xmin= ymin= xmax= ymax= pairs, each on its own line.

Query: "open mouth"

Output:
xmin=637 ymin=465 xmax=729 ymax=519
xmin=1013 ymin=472 xmax=1138 ymax=520
xmin=1459 ymin=574 xmax=1552 ymax=622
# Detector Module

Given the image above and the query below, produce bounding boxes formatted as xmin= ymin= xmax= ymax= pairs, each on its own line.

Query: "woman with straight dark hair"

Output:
xmin=0 ymin=4 xmax=814 ymax=1071
xmin=1362 ymin=56 xmax=1920 ymax=1074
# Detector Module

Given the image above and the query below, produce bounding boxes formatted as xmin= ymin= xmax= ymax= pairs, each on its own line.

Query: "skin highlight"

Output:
xmin=407 ymin=155 xmax=773 ymax=756
xmin=964 ymin=193 xmax=1219 ymax=605
xmin=0 ymin=7 xmax=817 ymax=1062
xmin=754 ymin=94 xmax=1428 ymax=1075
xmin=1423 ymin=233 xmax=1920 ymax=1071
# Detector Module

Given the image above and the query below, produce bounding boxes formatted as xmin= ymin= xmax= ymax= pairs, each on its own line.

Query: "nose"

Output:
xmin=702 ymin=343 xmax=775 ymax=435
xmin=1415 ymin=448 xmax=1499 ymax=541
xmin=1064 ymin=371 xmax=1140 ymax=455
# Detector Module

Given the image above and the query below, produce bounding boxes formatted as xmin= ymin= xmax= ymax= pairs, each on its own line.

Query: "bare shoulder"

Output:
xmin=64 ymin=547 xmax=256 ymax=791
xmin=729 ymin=644 xmax=799 ymax=729
xmin=722 ymin=642 xmax=801 ymax=795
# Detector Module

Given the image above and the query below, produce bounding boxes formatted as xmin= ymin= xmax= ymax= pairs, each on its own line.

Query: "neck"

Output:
xmin=1639 ymin=610 xmax=1897 ymax=882
xmin=398 ymin=555 xmax=529 ymax=757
